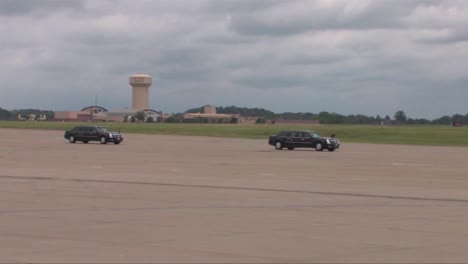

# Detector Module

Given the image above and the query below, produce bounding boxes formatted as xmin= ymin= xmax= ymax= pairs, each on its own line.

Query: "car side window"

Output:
xmin=91 ymin=128 xmax=98 ymax=133
xmin=290 ymin=132 xmax=296 ymax=137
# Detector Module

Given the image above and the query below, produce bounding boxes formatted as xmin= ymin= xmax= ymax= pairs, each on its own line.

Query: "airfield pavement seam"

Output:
xmin=1 ymin=175 xmax=468 ymax=204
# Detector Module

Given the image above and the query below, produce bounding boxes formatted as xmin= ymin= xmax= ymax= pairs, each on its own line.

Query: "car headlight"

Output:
xmin=108 ymin=133 xmax=113 ymax=138
xmin=326 ymin=139 xmax=330 ymax=144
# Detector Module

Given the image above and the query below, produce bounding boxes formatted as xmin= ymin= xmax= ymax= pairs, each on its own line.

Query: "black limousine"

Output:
xmin=64 ymin=126 xmax=123 ymax=144
xmin=268 ymin=130 xmax=340 ymax=151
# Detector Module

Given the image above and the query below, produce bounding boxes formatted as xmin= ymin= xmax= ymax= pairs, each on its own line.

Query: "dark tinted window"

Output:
xmin=97 ymin=127 xmax=109 ymax=133
xmin=309 ymin=132 xmax=321 ymax=138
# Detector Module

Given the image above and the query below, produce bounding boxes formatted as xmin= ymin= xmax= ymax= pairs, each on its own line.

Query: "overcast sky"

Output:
xmin=1 ymin=0 xmax=467 ymax=118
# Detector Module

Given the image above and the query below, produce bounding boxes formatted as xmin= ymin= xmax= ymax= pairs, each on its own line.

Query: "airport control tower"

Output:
xmin=129 ymin=73 xmax=152 ymax=110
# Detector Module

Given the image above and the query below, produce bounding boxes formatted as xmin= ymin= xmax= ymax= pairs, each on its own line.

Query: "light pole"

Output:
xmin=94 ymin=87 xmax=105 ymax=107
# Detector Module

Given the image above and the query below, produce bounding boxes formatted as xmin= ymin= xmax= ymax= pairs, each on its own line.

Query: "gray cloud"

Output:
xmin=0 ymin=0 xmax=467 ymax=119
xmin=227 ymin=0 xmax=440 ymax=36
xmin=0 ymin=0 xmax=84 ymax=16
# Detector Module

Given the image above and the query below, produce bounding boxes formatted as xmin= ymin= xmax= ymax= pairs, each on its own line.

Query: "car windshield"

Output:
xmin=97 ymin=127 xmax=110 ymax=133
xmin=309 ymin=132 xmax=321 ymax=138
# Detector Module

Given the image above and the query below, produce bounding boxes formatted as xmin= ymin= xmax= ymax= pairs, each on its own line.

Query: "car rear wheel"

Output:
xmin=315 ymin=142 xmax=324 ymax=151
xmin=275 ymin=141 xmax=283 ymax=150
xmin=69 ymin=135 xmax=76 ymax=144
xmin=100 ymin=136 xmax=107 ymax=144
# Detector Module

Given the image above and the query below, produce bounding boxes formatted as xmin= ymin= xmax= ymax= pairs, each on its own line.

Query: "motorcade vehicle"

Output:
xmin=268 ymin=130 xmax=340 ymax=151
xmin=64 ymin=126 xmax=123 ymax=144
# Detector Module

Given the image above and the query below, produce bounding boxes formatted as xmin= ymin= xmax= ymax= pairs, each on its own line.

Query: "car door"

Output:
xmin=288 ymin=131 xmax=299 ymax=147
xmin=80 ymin=127 xmax=91 ymax=141
xmin=303 ymin=132 xmax=316 ymax=148
xmin=295 ymin=132 xmax=309 ymax=147
xmin=279 ymin=131 xmax=293 ymax=147
xmin=89 ymin=127 xmax=100 ymax=141
xmin=74 ymin=127 xmax=85 ymax=141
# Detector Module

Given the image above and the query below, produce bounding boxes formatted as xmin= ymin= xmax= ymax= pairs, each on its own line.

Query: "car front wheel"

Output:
xmin=275 ymin=141 xmax=283 ymax=150
xmin=100 ymin=136 xmax=107 ymax=144
xmin=315 ymin=142 xmax=324 ymax=151
xmin=69 ymin=135 xmax=76 ymax=143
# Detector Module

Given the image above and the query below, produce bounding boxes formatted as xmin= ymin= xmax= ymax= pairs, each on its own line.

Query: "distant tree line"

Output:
xmin=0 ymin=107 xmax=11 ymax=120
xmin=123 ymin=111 xmax=157 ymax=123
xmin=185 ymin=106 xmax=468 ymax=125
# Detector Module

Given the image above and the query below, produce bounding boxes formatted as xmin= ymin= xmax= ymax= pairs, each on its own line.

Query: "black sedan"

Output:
xmin=268 ymin=130 xmax=340 ymax=151
xmin=64 ymin=126 xmax=123 ymax=144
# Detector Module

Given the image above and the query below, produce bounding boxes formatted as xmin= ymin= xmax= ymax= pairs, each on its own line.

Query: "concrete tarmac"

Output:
xmin=0 ymin=128 xmax=467 ymax=263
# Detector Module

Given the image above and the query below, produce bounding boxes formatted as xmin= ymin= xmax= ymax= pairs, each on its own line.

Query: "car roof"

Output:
xmin=73 ymin=125 xmax=104 ymax=129
xmin=281 ymin=130 xmax=317 ymax=133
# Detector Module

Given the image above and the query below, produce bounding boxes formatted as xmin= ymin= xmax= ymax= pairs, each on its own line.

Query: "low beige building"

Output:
xmin=237 ymin=116 xmax=260 ymax=124
xmin=54 ymin=111 xmax=92 ymax=122
xmin=182 ymin=104 xmax=240 ymax=123
xmin=182 ymin=113 xmax=238 ymax=123
xmin=272 ymin=119 xmax=320 ymax=125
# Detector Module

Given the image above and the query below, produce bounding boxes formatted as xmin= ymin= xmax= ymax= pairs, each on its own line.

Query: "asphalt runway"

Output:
xmin=0 ymin=128 xmax=467 ymax=263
